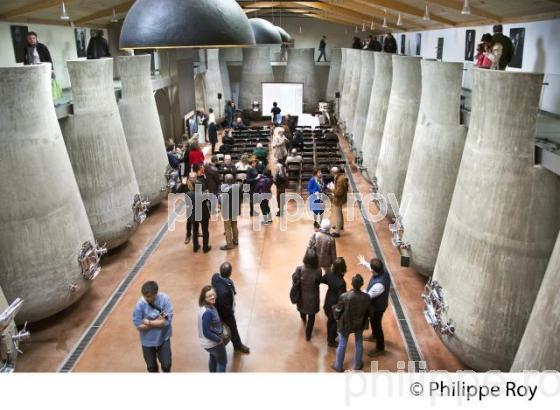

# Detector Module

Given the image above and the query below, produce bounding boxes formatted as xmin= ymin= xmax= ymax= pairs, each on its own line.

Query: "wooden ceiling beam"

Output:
xmin=0 ymin=0 xmax=80 ymax=20
xmin=427 ymin=0 xmax=501 ymax=22
xmin=351 ymin=0 xmax=457 ymax=26
xmin=74 ymin=0 xmax=134 ymax=25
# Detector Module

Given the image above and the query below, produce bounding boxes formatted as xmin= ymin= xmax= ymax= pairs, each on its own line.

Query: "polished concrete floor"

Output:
xmin=16 ymin=129 xmax=466 ymax=372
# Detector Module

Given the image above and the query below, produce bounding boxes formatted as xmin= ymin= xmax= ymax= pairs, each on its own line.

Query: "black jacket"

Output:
xmin=211 ymin=273 xmax=236 ymax=318
xmin=86 ymin=36 xmax=110 ymax=59
xmin=383 ymin=36 xmax=398 ymax=53
xmin=368 ymin=40 xmax=382 ymax=52
xmin=23 ymin=43 xmax=53 ymax=68
xmin=204 ymin=164 xmax=221 ymax=195
xmin=321 ymin=271 xmax=346 ymax=310
xmin=334 ymin=290 xmax=371 ymax=336
xmin=208 ymin=123 xmax=218 ymax=144
xmin=186 ymin=188 xmax=211 ymax=222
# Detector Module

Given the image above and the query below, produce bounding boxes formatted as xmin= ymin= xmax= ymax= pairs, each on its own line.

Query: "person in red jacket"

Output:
xmin=189 ymin=140 xmax=205 ymax=171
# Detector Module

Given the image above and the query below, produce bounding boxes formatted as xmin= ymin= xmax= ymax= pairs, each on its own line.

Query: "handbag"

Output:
xmin=289 ymin=267 xmax=302 ymax=304
xmin=221 ymin=322 xmax=231 ymax=346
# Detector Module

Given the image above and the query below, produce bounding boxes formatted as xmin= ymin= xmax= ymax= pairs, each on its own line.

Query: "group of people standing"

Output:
xmin=475 ymin=25 xmax=514 ymax=70
xmin=352 ymin=34 xmax=397 ymax=53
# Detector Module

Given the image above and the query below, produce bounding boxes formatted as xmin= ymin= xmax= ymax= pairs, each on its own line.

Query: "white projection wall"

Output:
xmin=262 ymin=82 xmax=303 ymax=116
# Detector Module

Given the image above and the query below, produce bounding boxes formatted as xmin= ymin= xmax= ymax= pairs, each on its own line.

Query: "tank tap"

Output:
xmin=132 ymin=194 xmax=150 ymax=224
xmin=78 ymin=241 xmax=107 ymax=281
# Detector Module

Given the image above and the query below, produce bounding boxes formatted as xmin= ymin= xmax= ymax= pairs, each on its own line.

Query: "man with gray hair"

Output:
xmin=329 ymin=167 xmax=349 ymax=237
xmin=220 ymin=174 xmax=241 ymax=250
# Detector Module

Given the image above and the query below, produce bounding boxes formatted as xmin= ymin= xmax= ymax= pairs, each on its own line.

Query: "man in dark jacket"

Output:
xmin=211 ymin=262 xmax=250 ymax=353
xmin=187 ymin=176 xmax=211 ymax=253
xmin=86 ymin=31 xmax=111 ymax=59
xmin=204 ymin=156 xmax=222 ymax=197
xmin=23 ymin=32 xmax=54 ymax=70
xmin=383 ymin=33 xmax=398 ymax=54
xmin=331 ymin=274 xmax=370 ymax=372
xmin=245 ymin=158 xmax=259 ymax=217
xmin=366 ymin=258 xmax=391 ymax=356
xmin=492 ymin=25 xmax=513 ymax=70
xmin=320 ymin=257 xmax=347 ymax=347
xmin=318 ymin=35 xmax=327 ymax=62
xmin=367 ymin=35 xmax=382 ymax=52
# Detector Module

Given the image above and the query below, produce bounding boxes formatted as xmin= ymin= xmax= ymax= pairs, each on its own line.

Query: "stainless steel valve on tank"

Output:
xmin=131 ymin=194 xmax=150 ymax=227
xmin=0 ymin=298 xmax=30 ymax=373
xmin=422 ymin=279 xmax=455 ymax=336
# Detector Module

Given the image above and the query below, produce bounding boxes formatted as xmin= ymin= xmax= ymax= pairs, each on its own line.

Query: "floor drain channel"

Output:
xmin=57 ymin=204 xmax=184 ymax=373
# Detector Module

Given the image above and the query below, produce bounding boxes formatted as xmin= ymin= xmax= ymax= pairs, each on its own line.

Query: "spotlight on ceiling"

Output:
xmin=461 ymin=0 xmax=471 ymax=15
xmin=397 ymin=13 xmax=403 ymax=26
xmin=60 ymin=1 xmax=70 ymax=21
xmin=120 ymin=0 xmax=255 ymax=50
xmin=111 ymin=8 xmax=119 ymax=23
xmin=423 ymin=2 xmax=431 ymax=21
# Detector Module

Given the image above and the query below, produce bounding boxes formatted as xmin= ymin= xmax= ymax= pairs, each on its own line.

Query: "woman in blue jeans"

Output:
xmin=198 ymin=285 xmax=227 ymax=372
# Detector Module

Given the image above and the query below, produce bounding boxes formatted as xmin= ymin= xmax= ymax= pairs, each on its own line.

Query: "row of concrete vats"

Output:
xmin=333 ymin=48 xmax=560 ymax=372
xmin=199 ymin=47 xmax=321 ymax=112
xmin=0 ymin=55 xmax=169 ymax=369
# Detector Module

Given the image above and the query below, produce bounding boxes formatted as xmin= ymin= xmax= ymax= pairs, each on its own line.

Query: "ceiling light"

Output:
xmin=249 ymin=18 xmax=282 ymax=45
xmin=120 ymin=0 xmax=255 ymax=50
xmin=355 ymin=26 xmax=358 ymax=33
xmin=461 ymin=0 xmax=471 ymax=15
xmin=423 ymin=3 xmax=431 ymax=21
xmin=397 ymin=13 xmax=403 ymax=26
xmin=382 ymin=17 xmax=388 ymax=28
xmin=60 ymin=1 xmax=70 ymax=20
xmin=362 ymin=23 xmax=366 ymax=32
xmin=299 ymin=25 xmax=302 ymax=33
xmin=110 ymin=8 xmax=118 ymax=23
xmin=370 ymin=20 xmax=374 ymax=30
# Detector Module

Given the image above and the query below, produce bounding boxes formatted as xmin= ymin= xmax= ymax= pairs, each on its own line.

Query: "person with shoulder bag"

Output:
xmin=294 ymin=248 xmax=322 ymax=341
xmin=198 ymin=285 xmax=228 ymax=372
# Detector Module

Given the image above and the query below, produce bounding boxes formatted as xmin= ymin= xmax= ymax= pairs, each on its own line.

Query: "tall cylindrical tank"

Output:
xmin=325 ymin=48 xmax=342 ymax=101
xmin=340 ymin=49 xmax=355 ymax=124
xmin=351 ymin=51 xmax=375 ymax=151
xmin=117 ymin=55 xmax=169 ymax=208
xmin=0 ymin=64 xmax=97 ymax=322
xmin=239 ymin=47 xmax=273 ymax=110
xmin=401 ymin=60 xmax=467 ymax=275
xmin=65 ymin=59 xmax=142 ymax=250
xmin=345 ymin=50 xmax=363 ymax=136
xmin=218 ymin=49 xmax=232 ymax=103
xmin=362 ymin=52 xmax=392 ymax=177
xmin=432 ymin=69 xmax=560 ymax=371
xmin=511 ymin=232 xmax=560 ymax=371
xmin=285 ymin=48 xmax=318 ymax=112
xmin=375 ymin=55 xmax=421 ymax=217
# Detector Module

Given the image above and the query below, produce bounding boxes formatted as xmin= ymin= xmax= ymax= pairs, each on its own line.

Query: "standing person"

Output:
xmin=352 ymin=37 xmax=362 ymax=49
xmin=492 ymin=24 xmax=513 ymax=70
xmin=280 ymin=42 xmax=288 ymax=61
xmin=367 ymin=35 xmax=382 ymax=51
xmin=245 ymin=158 xmax=259 ymax=217
xmin=220 ymin=174 xmax=241 ymax=250
xmin=211 ymin=262 xmax=251 ymax=353
xmin=272 ymin=126 xmax=289 ymax=163
xmin=321 ymin=257 xmax=347 ymax=348
xmin=293 ymin=249 xmax=322 ymax=341
xmin=383 ymin=33 xmax=398 ymax=54
xmin=208 ymin=109 xmax=218 ymax=155
xmin=187 ymin=175 xmax=212 ymax=253
xmin=271 ymin=102 xmax=282 ymax=126
xmin=224 ymin=100 xmax=233 ymax=128
xmin=318 ymin=35 xmax=327 ymax=62
xmin=235 ymin=153 xmax=250 ymax=182
xmin=475 ymin=34 xmax=494 ymax=69
xmin=331 ymin=274 xmax=370 ymax=372
xmin=177 ymin=172 xmax=197 ymax=244
xmin=197 ymin=285 xmax=228 ymax=372
xmin=307 ymin=168 xmax=325 ymax=228
xmin=188 ymin=138 xmax=205 ymax=169
xmin=274 ymin=163 xmax=289 ymax=217
xmin=204 ymin=156 xmax=222 ymax=198
xmin=208 ymin=107 xmax=216 ymax=126
xmin=366 ymin=258 xmax=391 ymax=357
xmin=309 ymin=219 xmax=337 ymax=272
xmin=188 ymin=113 xmax=199 ymax=138
xmin=23 ymin=32 xmax=54 ymax=72
xmin=86 ymin=31 xmax=110 ymax=59
xmin=329 ymin=167 xmax=349 ymax=237
xmin=253 ymin=142 xmax=268 ymax=168
xmin=256 ymin=169 xmax=274 ymax=225
xmin=132 ymin=281 xmax=174 ymax=373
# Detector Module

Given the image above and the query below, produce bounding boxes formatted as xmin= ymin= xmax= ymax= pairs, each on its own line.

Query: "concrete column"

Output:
xmin=285 ymin=48 xmax=318 ymax=113
xmin=362 ymin=52 xmax=392 ymax=176
xmin=375 ymin=55 xmax=422 ymax=217
xmin=352 ymin=51 xmax=375 ymax=151
xmin=194 ymin=72 xmax=207 ymax=112
xmin=117 ymin=55 xmax=169 ymax=207
xmin=340 ymin=49 xmax=354 ymax=124
xmin=0 ymin=65 xmax=95 ymax=322
xmin=432 ymin=69 xmax=560 ymax=371
xmin=401 ymin=60 xmax=467 ymax=275
xmin=218 ymin=49 xmax=232 ymax=102
xmin=345 ymin=50 xmax=363 ymax=135
xmin=176 ymin=50 xmax=196 ymax=131
xmin=65 ymin=58 xmax=141 ymax=250
xmin=204 ymin=49 xmax=229 ymax=113
xmin=512 ymin=232 xmax=560 ymax=371
xmin=325 ymin=48 xmax=342 ymax=101
xmin=239 ymin=47 xmax=274 ymax=110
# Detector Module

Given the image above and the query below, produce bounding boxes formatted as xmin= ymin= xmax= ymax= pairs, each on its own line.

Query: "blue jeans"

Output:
xmin=142 ymin=338 xmax=172 ymax=372
xmin=335 ymin=331 xmax=363 ymax=370
xmin=206 ymin=343 xmax=227 ymax=372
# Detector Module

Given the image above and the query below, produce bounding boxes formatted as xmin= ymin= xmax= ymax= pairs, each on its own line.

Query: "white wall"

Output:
xmin=0 ymin=21 xmax=107 ymax=89
xmin=396 ymin=18 xmax=560 ymax=115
